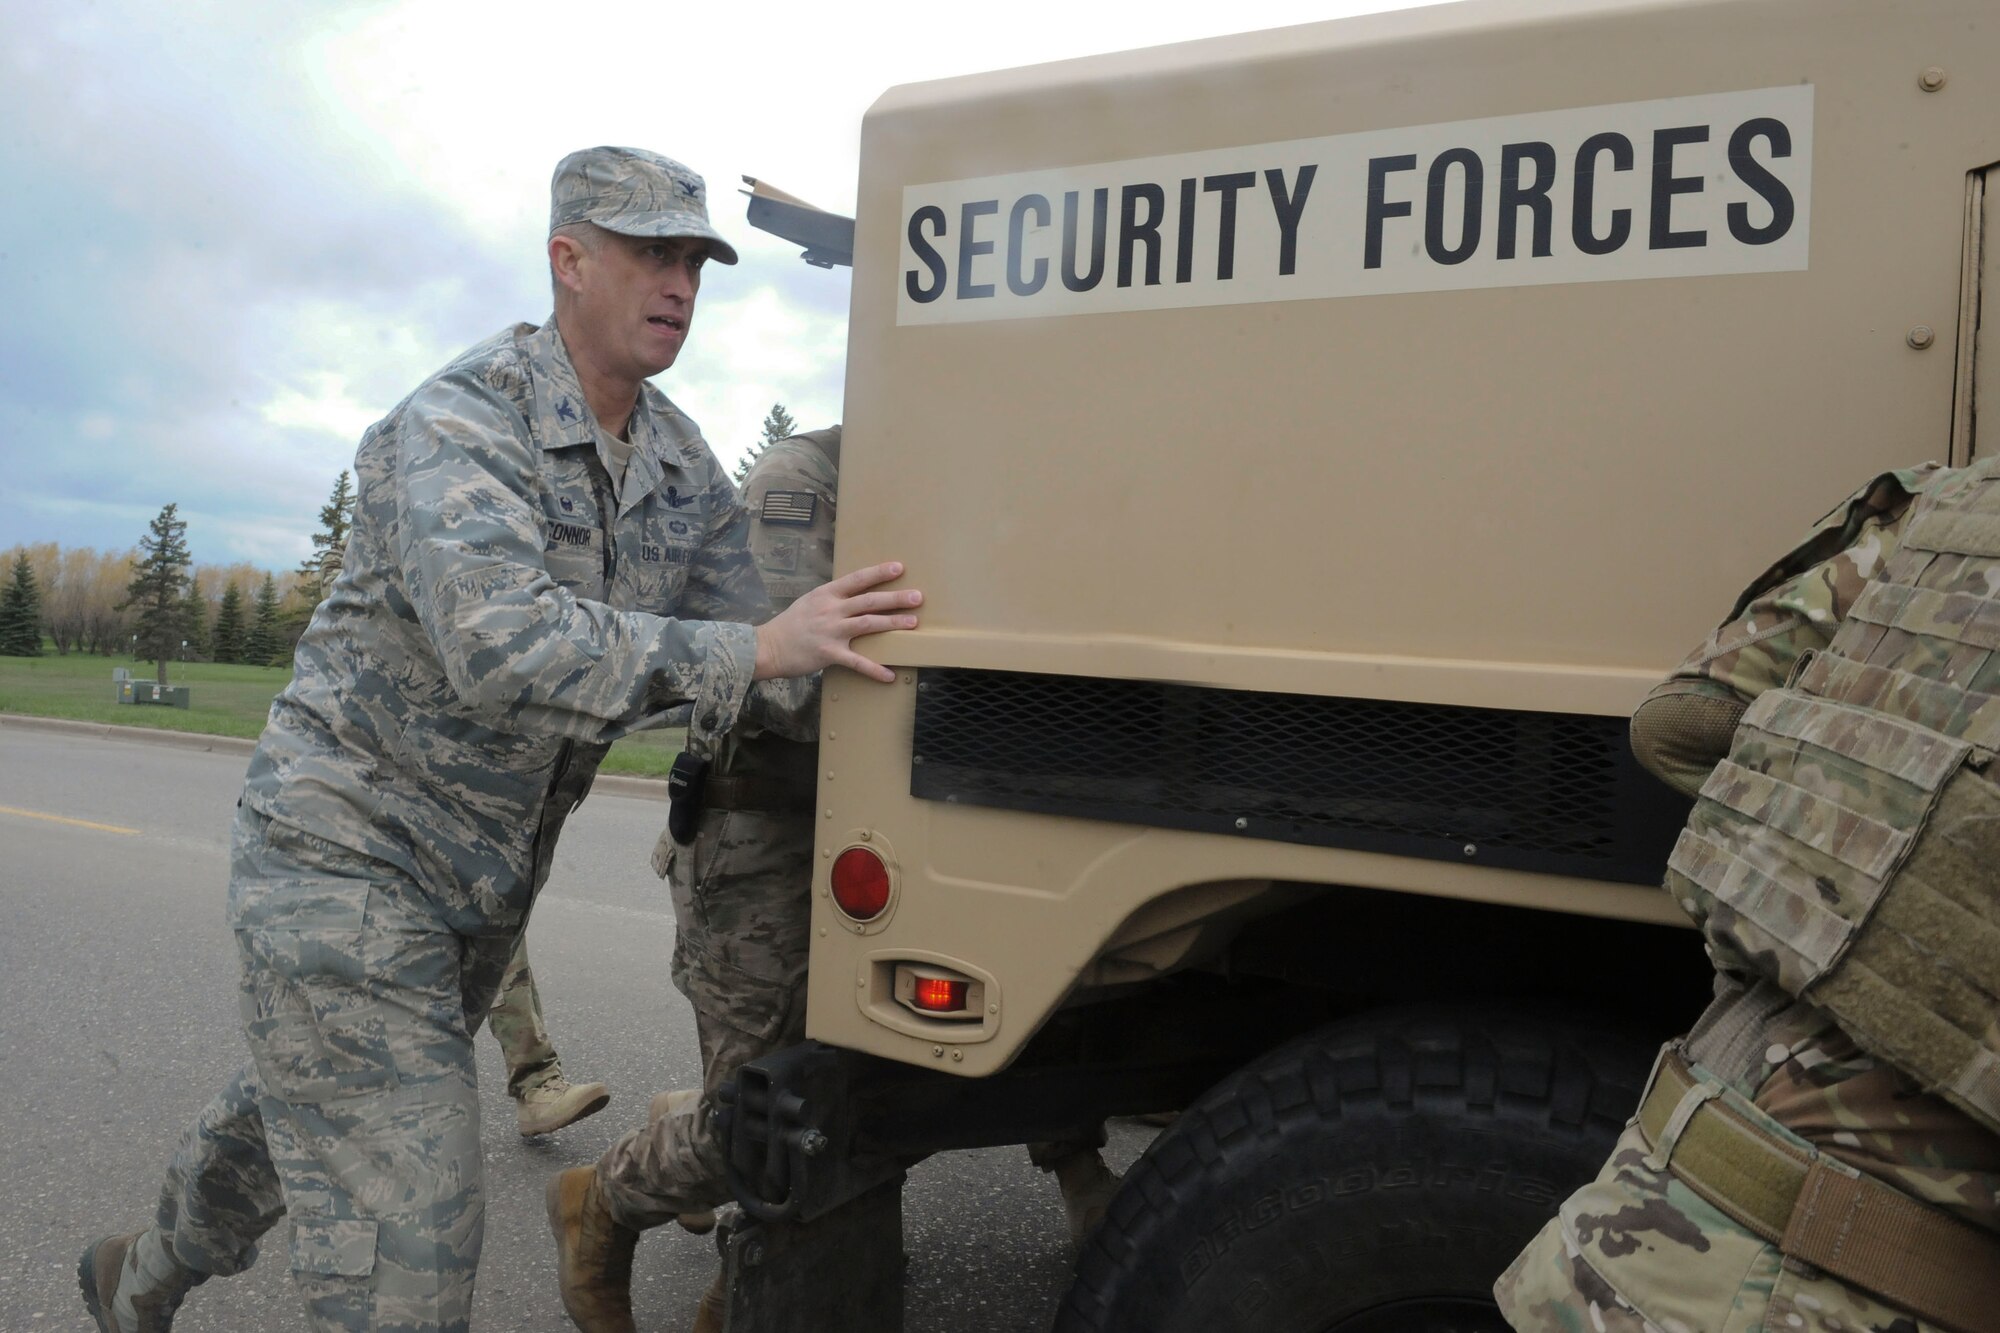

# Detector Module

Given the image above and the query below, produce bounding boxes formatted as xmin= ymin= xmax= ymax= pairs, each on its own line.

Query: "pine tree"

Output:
xmin=735 ymin=402 xmax=797 ymax=482
xmin=122 ymin=503 xmax=192 ymax=684
xmin=0 ymin=551 xmax=44 ymax=656
xmin=178 ymin=581 xmax=210 ymax=661
xmin=211 ymin=581 xmax=247 ymax=664
xmin=298 ymin=470 xmax=355 ymax=608
xmin=244 ymin=573 xmax=284 ymax=667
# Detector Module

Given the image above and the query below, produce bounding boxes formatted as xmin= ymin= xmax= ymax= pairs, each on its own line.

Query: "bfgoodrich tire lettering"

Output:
xmin=1055 ymin=1007 xmax=1651 ymax=1333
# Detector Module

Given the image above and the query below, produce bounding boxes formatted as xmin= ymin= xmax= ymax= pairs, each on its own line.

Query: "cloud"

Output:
xmin=0 ymin=0 xmax=1437 ymax=567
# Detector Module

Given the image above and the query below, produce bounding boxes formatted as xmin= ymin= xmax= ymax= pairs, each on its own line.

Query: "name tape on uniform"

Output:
xmin=897 ymin=85 xmax=1812 ymax=325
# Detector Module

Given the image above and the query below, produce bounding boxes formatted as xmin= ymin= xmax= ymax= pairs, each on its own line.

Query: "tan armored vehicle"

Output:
xmin=722 ymin=1 xmax=2000 ymax=1328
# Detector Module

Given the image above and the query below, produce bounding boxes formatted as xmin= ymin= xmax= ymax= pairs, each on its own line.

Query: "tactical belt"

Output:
xmin=704 ymin=775 xmax=817 ymax=814
xmin=1638 ymin=1047 xmax=2000 ymax=1333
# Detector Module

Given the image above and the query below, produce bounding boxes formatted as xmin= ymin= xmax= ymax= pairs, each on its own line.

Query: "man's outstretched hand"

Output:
xmin=753 ymin=561 xmax=921 ymax=684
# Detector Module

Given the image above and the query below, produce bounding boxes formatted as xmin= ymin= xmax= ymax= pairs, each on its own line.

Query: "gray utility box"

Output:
xmin=118 ymin=679 xmax=190 ymax=709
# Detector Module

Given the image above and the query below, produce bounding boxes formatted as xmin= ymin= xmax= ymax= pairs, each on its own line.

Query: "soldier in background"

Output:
xmin=1497 ymin=459 xmax=2000 ymax=1333
xmin=548 ymin=426 xmax=1121 ymax=1333
xmin=77 ymin=147 xmax=922 ymax=1333
xmin=488 ymin=940 xmax=610 ymax=1136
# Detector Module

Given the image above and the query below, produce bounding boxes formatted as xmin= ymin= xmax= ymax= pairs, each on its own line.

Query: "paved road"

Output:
xmin=0 ymin=725 xmax=1152 ymax=1331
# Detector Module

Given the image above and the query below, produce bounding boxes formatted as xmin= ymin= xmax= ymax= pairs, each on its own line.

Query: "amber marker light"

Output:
xmin=912 ymin=976 xmax=968 ymax=1013
xmin=831 ymin=846 xmax=891 ymax=920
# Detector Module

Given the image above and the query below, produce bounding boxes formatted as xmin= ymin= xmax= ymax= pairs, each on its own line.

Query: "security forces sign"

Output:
xmin=898 ymin=86 xmax=1811 ymax=325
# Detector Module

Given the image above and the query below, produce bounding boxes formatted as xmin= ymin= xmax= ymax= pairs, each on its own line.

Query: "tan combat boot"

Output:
xmin=517 ymin=1075 xmax=611 ymax=1136
xmin=690 ymin=1266 xmax=728 ymax=1333
xmin=1050 ymin=1149 xmax=1122 ymax=1248
xmin=647 ymin=1088 xmax=717 ymax=1235
xmin=546 ymin=1167 xmax=639 ymax=1333
xmin=78 ymin=1231 xmax=206 ymax=1333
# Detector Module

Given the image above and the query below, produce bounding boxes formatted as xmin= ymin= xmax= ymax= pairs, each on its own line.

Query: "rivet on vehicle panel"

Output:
xmin=1908 ymin=325 xmax=1936 ymax=349
xmin=988 ymin=1004 xmax=999 ymax=1014
xmin=917 ymin=681 xmax=928 ymax=691
xmin=828 ymin=732 xmax=837 ymax=740
xmin=1463 ymin=843 xmax=1478 ymax=857
xmin=932 ymin=1046 xmax=945 ymax=1058
xmin=859 ymin=829 xmax=872 ymax=842
xmin=853 ymin=922 xmax=865 ymax=933
xmin=902 ymin=674 xmax=914 ymax=685
xmin=951 ymin=1049 xmax=964 ymax=1062
xmin=825 ymin=808 xmax=834 ymax=819
xmin=1234 ymin=816 xmax=1249 ymax=831
xmin=824 ymin=848 xmax=833 ymax=858
xmin=912 ymin=754 xmax=926 ymax=765
xmin=858 ymin=974 xmax=866 ymax=986
xmin=1919 ymin=66 xmax=1947 ymax=92
xmin=826 ymin=771 xmax=835 ymax=781
xmin=820 ymin=927 xmax=828 ymax=937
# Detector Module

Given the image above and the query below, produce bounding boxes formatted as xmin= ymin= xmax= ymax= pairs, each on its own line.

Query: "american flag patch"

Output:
xmin=759 ymin=490 xmax=818 ymax=526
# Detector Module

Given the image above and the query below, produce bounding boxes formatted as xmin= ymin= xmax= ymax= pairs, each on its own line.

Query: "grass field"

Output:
xmin=0 ymin=648 xmax=682 ymax=778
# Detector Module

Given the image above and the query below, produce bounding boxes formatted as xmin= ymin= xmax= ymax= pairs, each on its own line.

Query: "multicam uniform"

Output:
xmin=596 ymin=427 xmax=841 ymax=1229
xmin=140 ymin=319 xmax=795 ymax=1331
xmin=1498 ymin=461 xmax=2000 ymax=1333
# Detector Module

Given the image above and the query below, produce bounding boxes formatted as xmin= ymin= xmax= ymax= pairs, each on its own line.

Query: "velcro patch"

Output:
xmin=759 ymin=490 xmax=818 ymax=526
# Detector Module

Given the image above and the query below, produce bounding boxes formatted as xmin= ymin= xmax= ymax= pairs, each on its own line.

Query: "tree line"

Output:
xmin=0 ymin=472 xmax=354 ymax=680
xmin=7 ymin=402 xmax=794 ymax=672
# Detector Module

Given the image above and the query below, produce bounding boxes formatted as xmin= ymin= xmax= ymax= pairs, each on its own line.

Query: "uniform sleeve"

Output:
xmin=391 ymin=370 xmax=758 ymax=742
xmin=1629 ymin=466 xmax=1939 ymax=796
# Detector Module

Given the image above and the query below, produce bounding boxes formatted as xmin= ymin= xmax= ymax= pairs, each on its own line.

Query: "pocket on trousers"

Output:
xmin=673 ymin=935 xmax=800 ymax=1045
xmin=289 ymin=1216 xmax=379 ymax=1278
xmin=236 ymin=879 xmax=455 ymax=1103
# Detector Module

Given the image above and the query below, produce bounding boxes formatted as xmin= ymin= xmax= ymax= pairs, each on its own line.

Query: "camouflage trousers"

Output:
xmin=147 ymin=805 xmax=517 ymax=1331
xmin=486 ymin=936 xmax=560 ymax=1098
xmin=597 ymin=808 xmax=814 ymax=1229
xmin=1496 ymin=1035 xmax=1959 ymax=1333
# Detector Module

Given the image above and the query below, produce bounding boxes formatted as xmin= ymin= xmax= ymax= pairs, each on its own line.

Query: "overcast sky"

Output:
xmin=0 ymin=0 xmax=1437 ymax=569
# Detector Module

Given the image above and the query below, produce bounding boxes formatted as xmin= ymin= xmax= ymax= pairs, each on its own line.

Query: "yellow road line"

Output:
xmin=0 ymin=804 xmax=141 ymax=835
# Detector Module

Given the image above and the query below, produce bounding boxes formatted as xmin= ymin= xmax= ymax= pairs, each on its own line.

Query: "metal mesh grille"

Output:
xmin=911 ymin=669 xmax=1690 ymax=885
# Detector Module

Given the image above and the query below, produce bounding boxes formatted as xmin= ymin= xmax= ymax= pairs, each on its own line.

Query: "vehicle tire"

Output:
xmin=1054 ymin=1006 xmax=1653 ymax=1333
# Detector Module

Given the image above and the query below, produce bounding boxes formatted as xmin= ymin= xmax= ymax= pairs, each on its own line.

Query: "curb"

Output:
xmin=0 ymin=712 xmax=670 ymax=801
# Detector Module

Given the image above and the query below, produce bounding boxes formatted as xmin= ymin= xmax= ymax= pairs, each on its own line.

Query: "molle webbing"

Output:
xmin=1901 ymin=498 xmax=2000 ymax=559
xmin=1807 ymin=766 xmax=2000 ymax=1136
xmin=1796 ymin=653 xmax=2000 ymax=753
xmin=1638 ymin=1048 xmax=2000 ymax=1333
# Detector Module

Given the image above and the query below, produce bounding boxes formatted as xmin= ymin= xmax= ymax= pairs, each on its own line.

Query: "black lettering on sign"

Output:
xmin=1572 ymin=132 xmax=1634 ymax=256
xmin=1365 ymin=155 xmax=1417 ymax=270
xmin=1497 ymin=142 xmax=1556 ymax=260
xmin=1119 ymin=183 xmax=1166 ymax=288
xmin=1424 ymin=148 xmax=1483 ymax=266
xmin=1265 ymin=166 xmax=1317 ymax=277
xmin=1062 ymin=188 xmax=1109 ymax=292
xmin=957 ymin=200 xmax=999 ymax=299
xmin=1204 ymin=172 xmax=1256 ymax=280
xmin=1008 ymin=195 xmax=1051 ymax=296
xmin=905 ymin=206 xmax=947 ymax=303
xmin=1175 ymin=177 xmax=1197 ymax=285
xmin=1728 ymin=117 xmax=1795 ymax=246
xmin=1649 ymin=125 xmax=1708 ymax=250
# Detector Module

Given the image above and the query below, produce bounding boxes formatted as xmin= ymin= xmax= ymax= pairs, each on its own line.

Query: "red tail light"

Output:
xmin=831 ymin=846 xmax=891 ymax=920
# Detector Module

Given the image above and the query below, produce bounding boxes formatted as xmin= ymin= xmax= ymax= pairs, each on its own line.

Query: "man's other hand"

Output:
xmin=753 ymin=561 xmax=921 ymax=684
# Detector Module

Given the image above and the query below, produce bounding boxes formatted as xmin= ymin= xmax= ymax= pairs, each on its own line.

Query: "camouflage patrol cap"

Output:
xmin=549 ymin=146 xmax=739 ymax=265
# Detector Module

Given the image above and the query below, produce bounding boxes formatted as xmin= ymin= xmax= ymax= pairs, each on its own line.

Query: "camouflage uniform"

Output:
xmin=1498 ymin=462 xmax=2000 ymax=1333
xmin=487 ymin=937 xmax=561 ymax=1098
xmin=129 ymin=316 xmax=798 ymax=1332
xmin=596 ymin=427 xmax=841 ymax=1229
